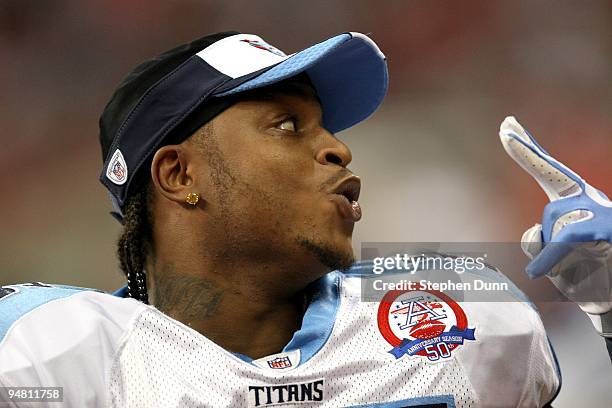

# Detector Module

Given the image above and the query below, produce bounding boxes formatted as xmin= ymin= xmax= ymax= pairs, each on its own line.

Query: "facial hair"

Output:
xmin=297 ymin=236 xmax=356 ymax=273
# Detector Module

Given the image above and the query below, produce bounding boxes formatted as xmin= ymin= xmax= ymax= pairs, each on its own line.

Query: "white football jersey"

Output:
xmin=0 ymin=262 xmax=560 ymax=407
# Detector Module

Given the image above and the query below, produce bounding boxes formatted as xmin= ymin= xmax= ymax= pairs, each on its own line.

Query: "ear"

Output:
xmin=150 ymin=145 xmax=195 ymax=205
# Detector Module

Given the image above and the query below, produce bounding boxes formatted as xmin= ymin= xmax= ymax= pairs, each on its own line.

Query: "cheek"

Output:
xmin=231 ymin=142 xmax=316 ymax=199
xmin=203 ymin=124 xmax=323 ymax=229
xmin=235 ymin=160 xmax=334 ymax=237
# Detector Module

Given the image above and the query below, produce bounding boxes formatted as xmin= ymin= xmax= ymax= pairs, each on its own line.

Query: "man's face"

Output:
xmin=186 ymin=81 xmax=360 ymax=282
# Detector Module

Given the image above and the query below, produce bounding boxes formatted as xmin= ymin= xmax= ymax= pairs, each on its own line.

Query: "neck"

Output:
xmin=146 ymin=245 xmax=324 ymax=359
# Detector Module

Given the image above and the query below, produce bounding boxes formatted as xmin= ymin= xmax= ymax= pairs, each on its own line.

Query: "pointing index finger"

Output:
xmin=499 ymin=116 xmax=584 ymax=202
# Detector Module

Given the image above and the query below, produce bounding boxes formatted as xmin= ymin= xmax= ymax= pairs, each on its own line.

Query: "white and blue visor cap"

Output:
xmin=206 ymin=32 xmax=388 ymax=132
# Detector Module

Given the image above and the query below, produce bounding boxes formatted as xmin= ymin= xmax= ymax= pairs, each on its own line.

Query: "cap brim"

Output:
xmin=213 ymin=32 xmax=388 ymax=134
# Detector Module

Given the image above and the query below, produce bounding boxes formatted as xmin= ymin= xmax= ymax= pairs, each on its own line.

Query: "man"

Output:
xmin=0 ymin=31 xmax=609 ymax=407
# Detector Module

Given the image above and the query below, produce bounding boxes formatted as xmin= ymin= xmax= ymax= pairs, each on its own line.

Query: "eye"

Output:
xmin=277 ymin=117 xmax=297 ymax=132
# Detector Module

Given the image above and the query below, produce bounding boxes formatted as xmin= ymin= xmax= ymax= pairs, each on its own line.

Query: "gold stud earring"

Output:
xmin=185 ymin=192 xmax=200 ymax=206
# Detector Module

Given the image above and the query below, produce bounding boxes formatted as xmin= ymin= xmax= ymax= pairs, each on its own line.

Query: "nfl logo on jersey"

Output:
xmin=267 ymin=356 xmax=292 ymax=369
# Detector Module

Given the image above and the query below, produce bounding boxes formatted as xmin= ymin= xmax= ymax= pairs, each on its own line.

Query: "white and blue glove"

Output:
xmin=499 ymin=116 xmax=612 ymax=337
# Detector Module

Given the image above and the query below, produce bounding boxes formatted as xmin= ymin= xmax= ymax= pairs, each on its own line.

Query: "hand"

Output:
xmin=499 ymin=116 xmax=612 ymax=337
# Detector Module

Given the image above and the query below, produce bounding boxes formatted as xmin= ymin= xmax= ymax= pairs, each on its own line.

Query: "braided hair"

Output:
xmin=117 ymin=182 xmax=153 ymax=303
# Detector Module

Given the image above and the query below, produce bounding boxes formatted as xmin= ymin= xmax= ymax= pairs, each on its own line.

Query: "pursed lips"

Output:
xmin=329 ymin=176 xmax=362 ymax=222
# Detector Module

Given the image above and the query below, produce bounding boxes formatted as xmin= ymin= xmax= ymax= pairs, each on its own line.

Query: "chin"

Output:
xmin=297 ymin=235 xmax=356 ymax=272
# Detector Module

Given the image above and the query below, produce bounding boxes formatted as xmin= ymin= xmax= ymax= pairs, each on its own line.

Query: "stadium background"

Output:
xmin=1 ymin=1 xmax=611 ymax=405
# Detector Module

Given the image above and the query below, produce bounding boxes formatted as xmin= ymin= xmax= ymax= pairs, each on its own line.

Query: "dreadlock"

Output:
xmin=117 ymin=181 xmax=153 ymax=304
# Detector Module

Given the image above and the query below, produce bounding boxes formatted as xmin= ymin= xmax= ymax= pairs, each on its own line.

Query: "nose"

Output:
xmin=315 ymin=132 xmax=353 ymax=168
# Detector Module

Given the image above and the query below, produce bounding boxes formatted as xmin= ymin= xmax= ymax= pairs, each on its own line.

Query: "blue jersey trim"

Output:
xmin=232 ymin=352 xmax=253 ymax=363
xmin=546 ymin=337 xmax=562 ymax=406
xmin=0 ymin=283 xmax=98 ymax=343
xmin=348 ymin=395 xmax=456 ymax=408
xmin=281 ymin=271 xmax=342 ymax=365
xmin=113 ymin=285 xmax=129 ymax=298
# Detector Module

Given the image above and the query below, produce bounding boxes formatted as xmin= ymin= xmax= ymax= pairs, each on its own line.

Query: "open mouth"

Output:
xmin=330 ymin=177 xmax=362 ymax=222
xmin=334 ymin=178 xmax=361 ymax=203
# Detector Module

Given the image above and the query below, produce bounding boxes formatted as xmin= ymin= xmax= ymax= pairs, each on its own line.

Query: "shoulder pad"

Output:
xmin=0 ymin=283 xmax=100 ymax=342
